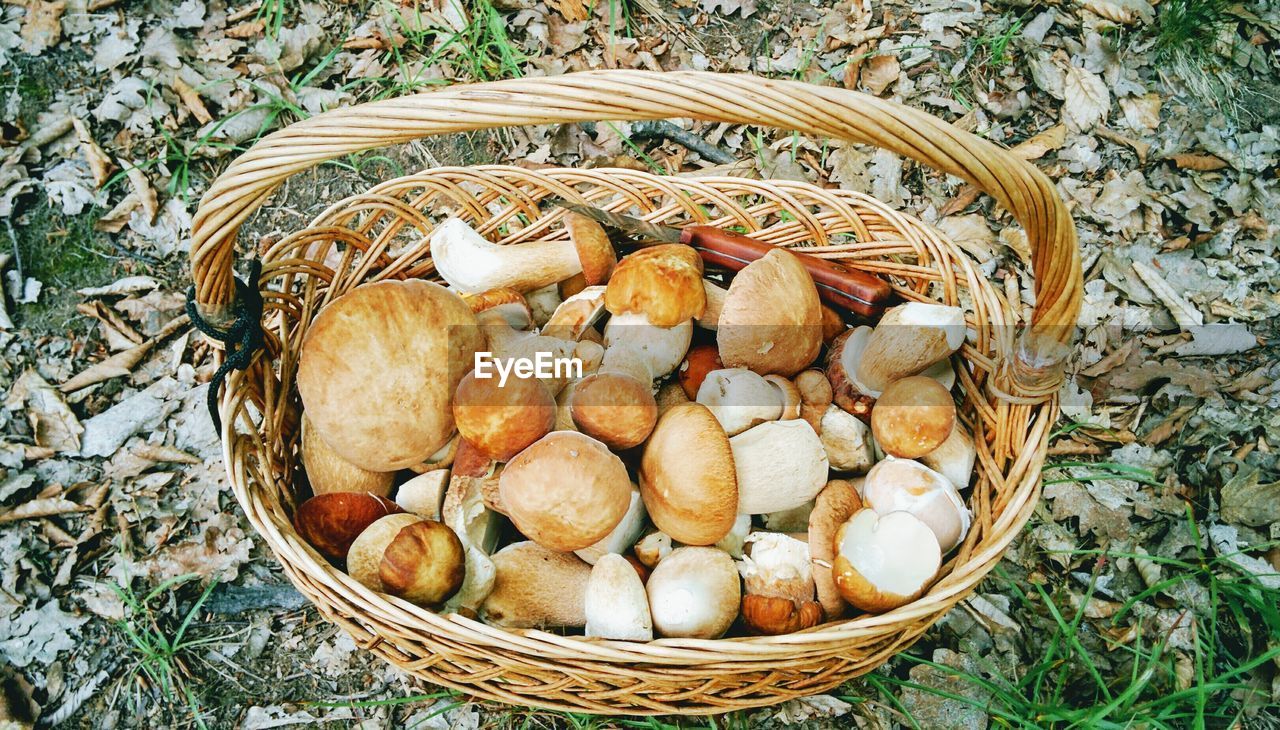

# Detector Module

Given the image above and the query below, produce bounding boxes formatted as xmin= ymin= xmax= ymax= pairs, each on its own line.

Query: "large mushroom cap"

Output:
xmin=833 ymin=509 xmax=941 ymax=613
xmin=481 ymin=541 xmax=592 ymax=628
xmin=604 ymin=243 xmax=706 ymax=327
xmin=570 ymin=372 xmax=658 ymax=450
xmin=716 ymin=248 xmax=822 ymax=376
xmin=301 ymin=414 xmax=394 ymax=497
xmin=499 ymin=432 xmax=632 ymax=552
xmin=298 ymin=280 xmax=483 ymax=471
xmin=646 ymin=546 xmax=741 ymax=639
xmin=870 ymin=375 xmax=956 ymax=459
xmin=639 ymin=403 xmax=738 ymax=546
xmin=564 ymin=212 xmax=617 ymax=285
xmin=862 ymin=457 xmax=970 ymax=552
xmin=452 ymin=369 xmax=556 ymax=462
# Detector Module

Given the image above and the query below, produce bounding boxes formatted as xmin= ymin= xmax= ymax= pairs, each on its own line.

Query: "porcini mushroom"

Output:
xmin=452 ymin=369 xmax=556 ymax=462
xmin=738 ymin=532 xmax=822 ymax=635
xmin=634 ymin=529 xmax=673 ymax=568
xmin=716 ymin=248 xmax=823 ymax=376
xmin=603 ymin=312 xmax=692 ymax=379
xmin=833 ymin=509 xmax=941 ymax=613
xmin=585 ymin=553 xmax=653 ymax=641
xmin=862 ymin=457 xmax=971 ymax=552
xmin=825 ymin=326 xmax=876 ymax=421
xmin=569 ymin=371 xmax=658 ymax=450
xmin=696 ymin=280 xmax=728 ymax=329
xmin=428 ymin=216 xmax=615 ymax=294
xmin=646 ymin=546 xmax=741 ymax=639
xmin=542 ymin=285 xmax=607 ymax=341
xmin=677 ymin=343 xmax=723 ymax=400
xmin=575 ymin=487 xmax=648 ymax=565
xmin=808 ymin=479 xmax=864 ymax=619
xmin=461 ymin=287 xmax=533 ymax=328
xmin=919 ymin=424 xmax=977 ymax=490
xmin=480 ymin=541 xmax=592 ymax=629
xmin=870 ymin=376 xmax=956 ymax=459
xmin=794 ymin=369 xmax=834 ymax=434
xmin=695 ymin=368 xmax=784 ymax=436
xmin=820 ymin=405 xmax=875 ymax=473
xmin=499 ymin=432 xmax=632 ymax=552
xmin=856 ymin=302 xmax=965 ymax=394
xmin=395 ymin=469 xmax=450 ymax=521
xmin=294 ymin=492 xmax=401 ymax=561
xmin=639 ymin=403 xmax=738 ymax=546
xmin=730 ymin=420 xmax=829 ymax=514
xmin=301 ymin=414 xmax=394 ymax=497
xmin=347 ymin=514 xmax=466 ymax=606
xmin=297 ymin=280 xmax=484 ymax=471
xmin=604 ymin=243 xmax=706 ymax=327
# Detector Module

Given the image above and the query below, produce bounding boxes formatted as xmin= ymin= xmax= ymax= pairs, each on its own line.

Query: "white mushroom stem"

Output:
xmin=599 ymin=343 xmax=655 ymax=386
xmin=525 ymin=283 xmax=563 ymax=326
xmin=713 ymin=514 xmax=753 ymax=558
xmin=856 ymin=302 xmax=965 ymax=393
xmin=730 ymin=420 xmax=829 ymax=514
xmin=695 ymin=368 xmax=784 ymax=436
xmin=603 ymin=311 xmax=692 ymax=379
xmin=738 ymin=532 xmax=815 ymax=603
xmin=919 ymin=424 xmax=976 ymax=490
xmin=395 ymin=469 xmax=450 ymax=520
xmin=695 ymin=280 xmax=728 ymax=329
xmin=585 ymin=554 xmax=653 ymax=641
xmin=819 ymin=405 xmax=875 ymax=473
xmin=429 ymin=218 xmax=583 ymax=294
xmin=575 ymin=488 xmax=648 ymax=565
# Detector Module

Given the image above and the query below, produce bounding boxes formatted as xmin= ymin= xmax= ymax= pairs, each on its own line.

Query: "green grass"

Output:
xmin=1152 ymin=0 xmax=1248 ymax=118
xmin=111 ymin=574 xmax=232 ymax=728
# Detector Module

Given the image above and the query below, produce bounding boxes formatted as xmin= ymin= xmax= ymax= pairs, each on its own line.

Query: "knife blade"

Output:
xmin=552 ymin=198 xmax=893 ymax=317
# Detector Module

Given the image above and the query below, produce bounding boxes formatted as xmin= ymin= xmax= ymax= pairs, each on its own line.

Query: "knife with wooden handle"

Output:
xmin=552 ymin=199 xmax=893 ymax=317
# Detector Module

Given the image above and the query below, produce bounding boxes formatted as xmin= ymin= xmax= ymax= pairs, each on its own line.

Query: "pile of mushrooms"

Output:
xmin=291 ymin=212 xmax=979 ymax=639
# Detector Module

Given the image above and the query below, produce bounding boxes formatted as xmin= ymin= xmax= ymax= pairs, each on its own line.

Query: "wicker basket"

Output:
xmin=188 ymin=71 xmax=1081 ymax=715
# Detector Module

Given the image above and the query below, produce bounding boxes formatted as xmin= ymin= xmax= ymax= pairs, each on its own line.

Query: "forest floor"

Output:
xmin=1 ymin=0 xmax=1278 ymax=727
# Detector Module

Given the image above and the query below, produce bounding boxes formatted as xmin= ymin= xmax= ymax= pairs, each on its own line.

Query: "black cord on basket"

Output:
xmin=185 ymin=259 xmax=264 ymax=435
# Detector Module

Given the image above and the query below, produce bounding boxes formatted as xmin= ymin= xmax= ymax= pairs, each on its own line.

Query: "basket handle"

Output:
xmin=191 ymin=71 xmax=1080 ymax=337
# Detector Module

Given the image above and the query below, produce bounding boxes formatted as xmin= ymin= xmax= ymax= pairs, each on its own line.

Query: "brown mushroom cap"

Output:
xmin=301 ymin=414 xmax=394 ymax=497
xmin=638 ymin=403 xmax=738 ymax=546
xmin=499 ymin=432 xmax=632 ymax=552
xmin=825 ymin=326 xmax=876 ymax=421
xmin=604 ymin=244 xmax=706 ymax=327
xmin=870 ymin=376 xmax=956 ymax=459
xmin=808 ymin=480 xmax=864 ymax=619
xmin=794 ymin=368 xmax=834 ymax=434
xmin=833 ymin=509 xmax=941 ymax=613
xmin=565 ymin=212 xmax=617 ymax=285
xmin=570 ymin=372 xmax=658 ymax=450
xmin=742 ymin=594 xmax=824 ymax=635
xmin=298 ymin=280 xmax=484 ymax=471
xmin=452 ymin=369 xmax=556 ymax=462
xmin=678 ymin=344 xmax=724 ymax=400
xmin=379 ymin=518 xmax=466 ymax=605
xmin=481 ymin=541 xmax=592 ymax=628
xmin=294 ymin=492 xmax=401 ymax=561
xmin=716 ymin=248 xmax=823 ymax=376
xmin=462 ymin=287 xmax=533 ymax=329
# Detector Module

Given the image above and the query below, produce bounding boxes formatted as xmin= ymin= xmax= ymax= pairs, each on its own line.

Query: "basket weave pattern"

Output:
xmin=190 ymin=71 xmax=1081 ymax=715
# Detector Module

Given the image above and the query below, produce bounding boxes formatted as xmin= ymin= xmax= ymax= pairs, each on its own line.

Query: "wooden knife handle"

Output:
xmin=680 ymin=225 xmax=893 ymax=317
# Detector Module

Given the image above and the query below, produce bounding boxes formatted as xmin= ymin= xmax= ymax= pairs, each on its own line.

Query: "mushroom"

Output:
xmin=762 ymin=502 xmax=815 ymax=533
xmin=569 ymin=371 xmax=658 ymax=450
xmin=730 ymin=419 xmax=829 ymax=514
xmin=574 ymin=487 xmax=648 ymax=565
xmin=695 ymin=368 xmax=784 ymax=436
xmin=585 ymin=553 xmax=653 ymax=641
xmin=870 ymin=376 xmax=956 ymax=459
xmin=297 ymin=280 xmax=484 ymax=471
xmin=480 ymin=541 xmax=592 ymax=628
xmin=542 ymin=285 xmax=607 ymax=341
xmin=598 ymin=342 xmax=655 ymax=385
xmin=395 ymin=469 xmax=449 ymax=521
xmin=919 ymin=424 xmax=977 ymax=490
xmin=525 ymin=283 xmax=563 ymax=327
xmin=833 ymin=509 xmax=941 ymax=613
xmin=765 ymin=375 xmax=802 ymax=420
xmin=452 ymin=369 xmax=556 ymax=462
xmin=441 ymin=466 xmax=503 ymax=613
xmin=716 ymin=248 xmax=823 ymax=376
xmin=301 ymin=414 xmax=394 ymax=497
xmin=603 ymin=312 xmax=692 ymax=379
xmin=294 ymin=492 xmax=401 ymax=561
xmin=856 ymin=302 xmax=965 ymax=394
xmin=604 ymin=243 xmax=706 ymax=327
xmin=646 ymin=546 xmax=741 ymax=639
xmin=347 ymin=514 xmax=466 ymax=606
xmin=461 ymin=287 xmax=533 ymax=328
xmin=794 ymin=369 xmax=833 ymax=434
xmin=820 ymin=304 xmax=846 ymax=343
xmin=499 ymin=432 xmax=632 ymax=552
xmin=655 ymin=380 xmax=691 ymax=415
xmin=714 ymin=513 xmax=753 ymax=558
xmin=428 ymin=216 xmax=616 ymax=294
xmin=696 ymin=280 xmax=728 ymax=329
xmin=819 ymin=405 xmax=875 ymax=473
xmin=861 ymin=457 xmax=971 ymax=552
xmin=633 ymin=529 xmax=673 ymax=568
xmin=808 ymin=479 xmax=864 ymax=619
xmin=639 ymin=403 xmax=739 ymax=546
xmin=824 ymin=326 xmax=876 ymax=421
xmin=738 ymin=532 xmax=822 ymax=635
xmin=409 ymin=433 xmax=460 ymax=474
xmin=677 ymin=343 xmax=723 ymax=400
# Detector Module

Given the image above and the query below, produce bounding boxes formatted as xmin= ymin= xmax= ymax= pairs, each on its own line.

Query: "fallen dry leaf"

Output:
xmin=72 ymin=119 xmax=113 ymax=187
xmin=18 ymin=0 xmax=65 ymax=54
xmin=1166 ymin=153 xmax=1229 ymax=171
xmin=0 ymin=497 xmax=89 ymax=524
xmin=1015 ymin=124 xmax=1067 ymax=160
xmin=1220 ymin=468 xmax=1280 ymax=527
xmin=1061 ymin=64 xmax=1110 ymax=132
xmin=125 ymin=165 xmax=159 ymax=223
xmin=860 ymin=54 xmax=900 ymax=96
xmin=1079 ymin=0 xmax=1154 ymax=25
xmin=5 ymin=370 xmax=83 ymax=453
xmin=172 ymin=77 xmax=213 ymax=125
